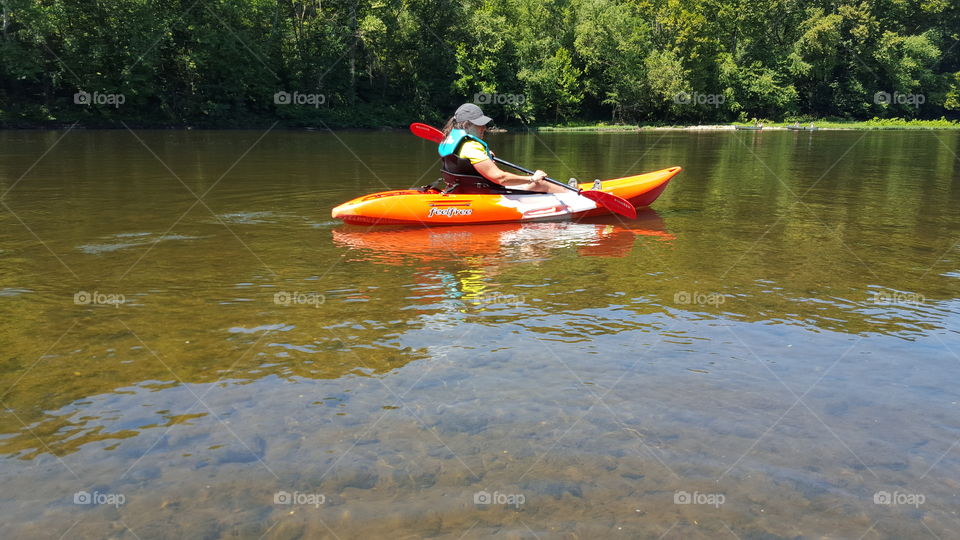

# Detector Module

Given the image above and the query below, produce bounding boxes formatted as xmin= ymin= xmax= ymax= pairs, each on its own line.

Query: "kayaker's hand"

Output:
xmin=531 ymin=170 xmax=547 ymax=182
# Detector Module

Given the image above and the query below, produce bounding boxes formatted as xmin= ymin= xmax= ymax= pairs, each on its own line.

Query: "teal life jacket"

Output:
xmin=436 ymin=129 xmax=510 ymax=194
xmin=438 ymin=129 xmax=491 ymax=158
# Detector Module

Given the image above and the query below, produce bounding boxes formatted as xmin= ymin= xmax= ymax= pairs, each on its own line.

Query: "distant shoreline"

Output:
xmin=533 ymin=119 xmax=960 ymax=132
xmin=2 ymin=119 xmax=958 ymax=132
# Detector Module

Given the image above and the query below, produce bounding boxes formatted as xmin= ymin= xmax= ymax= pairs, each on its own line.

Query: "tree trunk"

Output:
xmin=3 ymin=0 xmax=9 ymax=40
xmin=348 ymin=1 xmax=357 ymax=104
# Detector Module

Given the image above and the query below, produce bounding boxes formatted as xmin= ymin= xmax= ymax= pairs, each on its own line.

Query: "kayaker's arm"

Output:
xmin=474 ymin=159 xmax=536 ymax=184
xmin=474 ymin=159 xmax=565 ymax=193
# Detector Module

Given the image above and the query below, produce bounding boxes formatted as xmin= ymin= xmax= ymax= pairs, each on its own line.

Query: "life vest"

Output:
xmin=437 ymin=129 xmax=538 ymax=194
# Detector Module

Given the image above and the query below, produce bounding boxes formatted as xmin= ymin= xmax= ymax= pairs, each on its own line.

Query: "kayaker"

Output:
xmin=437 ymin=103 xmax=567 ymax=194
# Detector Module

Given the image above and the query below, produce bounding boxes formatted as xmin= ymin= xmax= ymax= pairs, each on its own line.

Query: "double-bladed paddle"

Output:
xmin=409 ymin=123 xmax=637 ymax=219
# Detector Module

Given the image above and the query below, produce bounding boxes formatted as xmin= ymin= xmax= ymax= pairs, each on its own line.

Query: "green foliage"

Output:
xmin=0 ymin=0 xmax=957 ymax=127
xmin=946 ymin=73 xmax=960 ymax=111
xmin=643 ymin=49 xmax=690 ymax=120
xmin=815 ymin=117 xmax=960 ymax=129
xmin=571 ymin=0 xmax=651 ymax=122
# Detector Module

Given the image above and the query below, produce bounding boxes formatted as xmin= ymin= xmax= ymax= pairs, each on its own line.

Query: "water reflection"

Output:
xmin=331 ymin=211 xmax=673 ymax=265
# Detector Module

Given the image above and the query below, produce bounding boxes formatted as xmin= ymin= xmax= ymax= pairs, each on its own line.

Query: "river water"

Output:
xmin=0 ymin=129 xmax=958 ymax=539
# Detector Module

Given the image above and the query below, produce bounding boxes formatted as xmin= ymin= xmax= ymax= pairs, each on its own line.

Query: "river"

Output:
xmin=1 ymin=128 xmax=958 ymax=538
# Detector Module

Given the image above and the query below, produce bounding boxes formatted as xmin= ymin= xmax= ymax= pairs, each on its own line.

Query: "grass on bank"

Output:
xmin=534 ymin=117 xmax=960 ymax=131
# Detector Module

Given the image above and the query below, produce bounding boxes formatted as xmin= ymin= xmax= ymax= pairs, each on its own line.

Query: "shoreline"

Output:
xmin=2 ymin=121 xmax=958 ymax=132
xmin=532 ymin=120 xmax=960 ymax=132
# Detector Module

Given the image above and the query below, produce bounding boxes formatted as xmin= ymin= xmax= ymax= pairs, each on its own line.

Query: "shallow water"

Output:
xmin=0 ymin=129 xmax=958 ymax=539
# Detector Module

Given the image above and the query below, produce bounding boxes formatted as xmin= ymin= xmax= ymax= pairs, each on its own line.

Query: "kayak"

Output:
xmin=331 ymin=166 xmax=681 ymax=226
xmin=787 ymin=125 xmax=818 ymax=131
xmin=734 ymin=125 xmax=763 ymax=131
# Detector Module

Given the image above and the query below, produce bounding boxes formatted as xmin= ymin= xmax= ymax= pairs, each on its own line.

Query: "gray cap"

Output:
xmin=454 ymin=103 xmax=492 ymax=126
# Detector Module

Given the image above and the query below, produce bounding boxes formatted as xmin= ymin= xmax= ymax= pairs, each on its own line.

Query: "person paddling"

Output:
xmin=438 ymin=103 xmax=567 ymax=194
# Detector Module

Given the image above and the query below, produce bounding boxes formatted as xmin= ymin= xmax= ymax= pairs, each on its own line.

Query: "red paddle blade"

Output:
xmin=580 ymin=190 xmax=637 ymax=219
xmin=410 ymin=123 xmax=444 ymax=143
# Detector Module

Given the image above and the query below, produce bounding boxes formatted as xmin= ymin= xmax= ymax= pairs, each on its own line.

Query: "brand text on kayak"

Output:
xmin=428 ymin=207 xmax=473 ymax=218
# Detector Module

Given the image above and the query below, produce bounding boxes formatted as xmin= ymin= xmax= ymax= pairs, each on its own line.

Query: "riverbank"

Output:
xmin=533 ymin=117 xmax=960 ymax=131
xmin=3 ymin=117 xmax=958 ymax=132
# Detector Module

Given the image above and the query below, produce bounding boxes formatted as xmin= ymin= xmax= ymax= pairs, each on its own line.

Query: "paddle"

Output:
xmin=409 ymin=123 xmax=637 ymax=219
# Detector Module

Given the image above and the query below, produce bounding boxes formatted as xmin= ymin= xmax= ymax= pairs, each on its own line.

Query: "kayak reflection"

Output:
xmin=331 ymin=209 xmax=673 ymax=264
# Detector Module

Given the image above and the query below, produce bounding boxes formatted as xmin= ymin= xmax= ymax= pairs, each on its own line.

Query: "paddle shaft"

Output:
xmin=491 ymin=157 xmax=579 ymax=192
xmin=493 ymin=155 xmax=636 ymax=219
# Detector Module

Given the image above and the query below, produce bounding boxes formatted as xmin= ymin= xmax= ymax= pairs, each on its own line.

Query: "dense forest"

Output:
xmin=1 ymin=0 xmax=958 ymax=127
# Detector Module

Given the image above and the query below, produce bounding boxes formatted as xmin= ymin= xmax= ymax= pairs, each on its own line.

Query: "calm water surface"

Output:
xmin=1 ymin=129 xmax=958 ymax=539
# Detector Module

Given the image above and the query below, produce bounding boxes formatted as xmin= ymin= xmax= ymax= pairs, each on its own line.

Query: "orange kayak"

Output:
xmin=331 ymin=166 xmax=681 ymax=226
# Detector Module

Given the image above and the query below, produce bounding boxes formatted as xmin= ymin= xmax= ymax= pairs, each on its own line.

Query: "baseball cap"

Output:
xmin=454 ymin=103 xmax=493 ymax=126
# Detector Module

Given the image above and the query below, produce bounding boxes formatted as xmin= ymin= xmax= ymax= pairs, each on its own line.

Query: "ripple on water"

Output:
xmin=76 ymin=233 xmax=201 ymax=254
xmin=228 ymin=323 xmax=294 ymax=334
xmin=0 ymin=288 xmax=32 ymax=296
xmin=215 ymin=211 xmax=279 ymax=224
